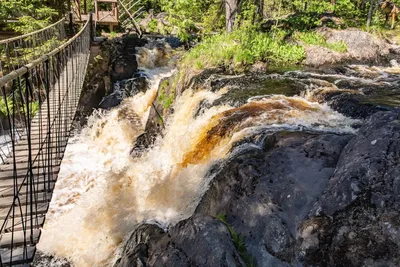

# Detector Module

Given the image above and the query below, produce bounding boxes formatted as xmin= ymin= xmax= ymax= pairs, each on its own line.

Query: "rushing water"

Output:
xmin=37 ymin=42 xmax=399 ymax=266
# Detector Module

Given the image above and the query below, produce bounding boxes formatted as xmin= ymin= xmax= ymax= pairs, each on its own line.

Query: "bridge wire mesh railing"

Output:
xmin=0 ymin=16 xmax=92 ymax=266
xmin=0 ymin=19 xmax=67 ymax=78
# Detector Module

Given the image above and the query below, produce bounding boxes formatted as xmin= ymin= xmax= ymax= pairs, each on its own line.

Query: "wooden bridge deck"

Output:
xmin=0 ymin=55 xmax=88 ymax=265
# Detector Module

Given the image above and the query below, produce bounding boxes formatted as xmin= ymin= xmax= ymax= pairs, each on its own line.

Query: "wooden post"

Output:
xmin=95 ymin=0 xmax=99 ymax=21
xmin=90 ymin=12 xmax=94 ymax=44
xmin=74 ymin=0 xmax=82 ymax=20
xmin=114 ymin=2 xmax=118 ymax=20
xmin=69 ymin=12 xmax=75 ymax=35
xmin=84 ymin=0 xmax=87 ymax=14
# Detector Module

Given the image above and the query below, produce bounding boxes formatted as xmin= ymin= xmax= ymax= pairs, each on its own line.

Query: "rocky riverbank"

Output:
xmin=114 ymin=30 xmax=400 ymax=267
xmin=115 ymin=110 xmax=400 ymax=267
xmin=36 ymin=28 xmax=400 ymax=267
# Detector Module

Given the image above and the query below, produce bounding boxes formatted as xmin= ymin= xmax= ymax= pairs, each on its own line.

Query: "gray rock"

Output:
xmin=301 ymin=111 xmax=400 ymax=266
xmin=117 ymin=111 xmax=400 ymax=267
xmin=115 ymin=216 xmax=246 ymax=267
xmin=304 ymin=28 xmax=396 ymax=66
xmin=196 ymin=131 xmax=352 ymax=266
xmin=99 ymin=91 xmax=123 ymax=109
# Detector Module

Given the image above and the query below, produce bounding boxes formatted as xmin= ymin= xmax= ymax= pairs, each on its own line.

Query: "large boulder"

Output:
xmin=304 ymin=28 xmax=397 ymax=66
xmin=195 ymin=131 xmax=353 ymax=266
xmin=114 ymin=215 xmax=246 ymax=267
xmin=118 ymin=130 xmax=353 ymax=266
xmin=117 ymin=110 xmax=400 ymax=266
xmin=301 ymin=111 xmax=400 ymax=266
xmin=110 ymin=35 xmax=143 ymax=82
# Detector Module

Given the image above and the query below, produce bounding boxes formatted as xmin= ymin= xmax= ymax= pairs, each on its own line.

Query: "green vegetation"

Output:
xmin=0 ymin=0 xmax=64 ymax=33
xmin=148 ymin=19 xmax=159 ymax=33
xmin=157 ymin=80 xmax=175 ymax=110
xmin=294 ymin=32 xmax=348 ymax=53
xmin=109 ymin=31 xmax=118 ymax=39
xmin=142 ymin=0 xmax=398 ymax=39
xmin=0 ymin=96 xmax=14 ymax=116
xmin=0 ymin=95 xmax=40 ymax=117
xmin=139 ymin=0 xmax=398 ymax=72
xmin=182 ymin=27 xmax=305 ymax=71
xmin=216 ymin=214 xmax=255 ymax=267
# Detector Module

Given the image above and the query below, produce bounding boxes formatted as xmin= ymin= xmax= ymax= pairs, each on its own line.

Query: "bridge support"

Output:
xmin=0 ymin=17 xmax=92 ymax=266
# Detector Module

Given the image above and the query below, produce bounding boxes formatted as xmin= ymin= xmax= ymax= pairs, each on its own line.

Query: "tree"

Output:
xmin=225 ymin=0 xmax=239 ymax=32
xmin=366 ymin=0 xmax=374 ymax=27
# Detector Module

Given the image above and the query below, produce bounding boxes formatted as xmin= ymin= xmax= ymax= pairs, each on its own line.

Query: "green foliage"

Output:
xmin=158 ymin=0 xmax=203 ymax=40
xmin=10 ymin=16 xmax=51 ymax=34
xmin=158 ymin=80 xmax=175 ymax=110
xmin=182 ymin=26 xmax=305 ymax=71
xmin=333 ymin=0 xmax=361 ymax=19
xmin=216 ymin=214 xmax=255 ymax=267
xmin=7 ymin=37 xmax=63 ymax=65
xmin=142 ymin=0 xmax=400 ymax=39
xmin=0 ymin=95 xmax=39 ymax=117
xmin=284 ymin=13 xmax=321 ymax=30
xmin=202 ymin=0 xmax=225 ymax=33
xmin=294 ymin=31 xmax=347 ymax=53
xmin=0 ymin=0 xmax=60 ymax=31
xmin=109 ymin=31 xmax=118 ymax=39
xmin=0 ymin=96 xmax=14 ymax=116
xmin=148 ymin=19 xmax=159 ymax=33
xmin=28 ymin=101 xmax=40 ymax=117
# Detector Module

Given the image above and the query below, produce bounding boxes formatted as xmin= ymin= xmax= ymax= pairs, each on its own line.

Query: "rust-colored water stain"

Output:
xmin=179 ymin=98 xmax=315 ymax=168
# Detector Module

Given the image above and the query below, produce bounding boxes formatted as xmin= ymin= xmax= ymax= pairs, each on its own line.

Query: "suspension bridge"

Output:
xmin=0 ymin=13 xmax=94 ymax=266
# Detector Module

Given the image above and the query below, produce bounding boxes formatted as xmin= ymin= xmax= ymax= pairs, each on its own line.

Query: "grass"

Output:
xmin=157 ymin=80 xmax=175 ymax=110
xmin=181 ymin=27 xmax=305 ymax=71
xmin=294 ymin=31 xmax=348 ymax=53
xmin=109 ymin=31 xmax=118 ymax=39
xmin=180 ymin=27 xmax=350 ymax=72
xmin=216 ymin=214 xmax=255 ymax=267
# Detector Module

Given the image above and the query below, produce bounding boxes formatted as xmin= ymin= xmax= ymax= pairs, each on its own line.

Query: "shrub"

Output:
xmin=182 ymin=27 xmax=305 ymax=71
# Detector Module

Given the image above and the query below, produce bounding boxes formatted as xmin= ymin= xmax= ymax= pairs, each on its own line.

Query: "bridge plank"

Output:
xmin=0 ymin=192 xmax=52 ymax=209
xmin=0 ymin=246 xmax=35 ymax=266
xmin=0 ymin=203 xmax=48 ymax=220
xmin=1 ymin=216 xmax=46 ymax=233
xmin=0 ymin=181 xmax=56 ymax=198
xmin=0 ymin=230 xmax=41 ymax=248
xmin=0 ymin=161 xmax=60 ymax=180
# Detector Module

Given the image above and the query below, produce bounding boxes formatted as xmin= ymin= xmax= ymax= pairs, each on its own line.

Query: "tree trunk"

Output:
xmin=258 ymin=0 xmax=264 ymax=18
xmin=225 ymin=0 xmax=238 ymax=32
xmin=366 ymin=0 xmax=375 ymax=27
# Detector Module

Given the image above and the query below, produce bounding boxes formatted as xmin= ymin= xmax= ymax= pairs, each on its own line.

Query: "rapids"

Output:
xmin=36 ymin=42 xmax=398 ymax=266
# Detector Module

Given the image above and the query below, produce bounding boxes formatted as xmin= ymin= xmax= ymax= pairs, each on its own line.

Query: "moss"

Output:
xmin=148 ymin=19 xmax=158 ymax=33
xmin=158 ymin=79 xmax=175 ymax=110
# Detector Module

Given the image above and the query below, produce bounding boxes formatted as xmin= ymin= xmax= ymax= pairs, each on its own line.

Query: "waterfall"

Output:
xmin=37 ymin=46 xmax=365 ymax=266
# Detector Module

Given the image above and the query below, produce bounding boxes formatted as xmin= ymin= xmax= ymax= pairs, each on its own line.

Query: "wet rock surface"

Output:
xmin=115 ymin=216 xmax=246 ymax=267
xmin=74 ymin=30 xmax=400 ymax=267
xmin=110 ymin=35 xmax=143 ymax=82
xmin=100 ymin=75 xmax=148 ymax=110
xmin=76 ymin=34 xmax=145 ymax=124
xmin=116 ymin=110 xmax=400 ymax=267
xmin=302 ymin=111 xmax=400 ymax=266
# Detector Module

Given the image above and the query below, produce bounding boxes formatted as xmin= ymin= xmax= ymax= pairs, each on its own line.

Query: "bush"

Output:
xmin=182 ymin=27 xmax=305 ymax=71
